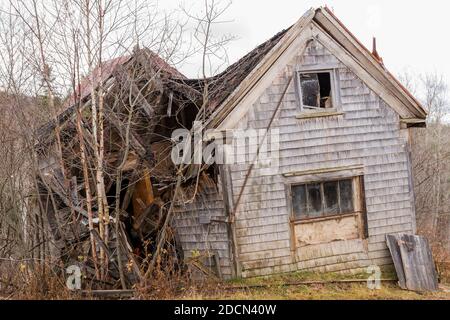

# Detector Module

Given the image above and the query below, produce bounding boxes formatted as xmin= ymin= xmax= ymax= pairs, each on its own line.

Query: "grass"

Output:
xmin=207 ymin=283 xmax=450 ymax=300
xmin=183 ymin=267 xmax=450 ymax=300
xmin=228 ymin=266 xmax=398 ymax=286
xmin=3 ymin=265 xmax=450 ymax=300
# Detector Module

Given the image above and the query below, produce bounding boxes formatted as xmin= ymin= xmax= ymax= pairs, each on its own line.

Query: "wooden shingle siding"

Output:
xmin=174 ymin=36 xmax=416 ymax=278
xmin=173 ymin=181 xmax=232 ymax=279
xmin=226 ymin=39 xmax=415 ymax=277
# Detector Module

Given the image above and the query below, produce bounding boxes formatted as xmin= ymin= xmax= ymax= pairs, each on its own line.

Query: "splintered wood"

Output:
xmin=132 ymin=169 xmax=155 ymax=229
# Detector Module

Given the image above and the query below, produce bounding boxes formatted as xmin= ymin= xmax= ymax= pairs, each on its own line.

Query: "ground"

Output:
xmin=182 ymin=268 xmax=450 ymax=300
xmin=2 ymin=266 xmax=450 ymax=300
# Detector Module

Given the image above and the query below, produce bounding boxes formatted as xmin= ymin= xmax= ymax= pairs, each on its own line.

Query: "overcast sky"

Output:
xmin=159 ymin=0 xmax=450 ymax=86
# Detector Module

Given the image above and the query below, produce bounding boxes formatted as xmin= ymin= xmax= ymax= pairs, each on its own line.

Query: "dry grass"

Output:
xmin=3 ymin=265 xmax=450 ymax=300
xmin=181 ymin=268 xmax=450 ymax=301
xmin=0 ymin=264 xmax=77 ymax=300
xmin=198 ymin=282 xmax=450 ymax=300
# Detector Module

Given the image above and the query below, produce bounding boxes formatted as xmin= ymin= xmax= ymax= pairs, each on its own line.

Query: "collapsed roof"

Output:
xmin=37 ymin=7 xmax=427 ymax=145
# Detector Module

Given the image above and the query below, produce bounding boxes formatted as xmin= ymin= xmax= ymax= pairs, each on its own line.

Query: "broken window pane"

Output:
xmin=300 ymin=73 xmax=320 ymax=108
xmin=339 ymin=179 xmax=354 ymax=213
xmin=318 ymin=73 xmax=332 ymax=108
xmin=307 ymin=183 xmax=322 ymax=217
xmin=299 ymin=72 xmax=333 ymax=109
xmin=324 ymin=181 xmax=339 ymax=215
xmin=291 ymin=178 xmax=357 ymax=221
xmin=292 ymin=185 xmax=307 ymax=219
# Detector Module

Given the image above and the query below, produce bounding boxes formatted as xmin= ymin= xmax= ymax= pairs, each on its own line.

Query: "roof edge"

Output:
xmin=207 ymin=6 xmax=427 ymax=130
xmin=317 ymin=6 xmax=427 ymax=119
xmin=205 ymin=8 xmax=317 ymax=129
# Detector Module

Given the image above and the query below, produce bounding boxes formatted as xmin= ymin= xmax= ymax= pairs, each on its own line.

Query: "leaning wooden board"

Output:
xmin=386 ymin=234 xmax=407 ymax=289
xmin=386 ymin=234 xmax=438 ymax=292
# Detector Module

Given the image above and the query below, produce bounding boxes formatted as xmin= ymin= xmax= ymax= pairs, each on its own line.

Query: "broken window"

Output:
xmin=298 ymin=71 xmax=333 ymax=109
xmin=323 ymin=181 xmax=339 ymax=215
xmin=292 ymin=178 xmax=355 ymax=220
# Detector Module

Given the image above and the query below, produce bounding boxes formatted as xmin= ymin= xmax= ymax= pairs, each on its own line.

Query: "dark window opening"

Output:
xmin=339 ymin=179 xmax=354 ymax=214
xmin=323 ymin=181 xmax=339 ymax=215
xmin=299 ymin=72 xmax=333 ymax=109
xmin=307 ymin=183 xmax=322 ymax=218
xmin=292 ymin=178 xmax=354 ymax=220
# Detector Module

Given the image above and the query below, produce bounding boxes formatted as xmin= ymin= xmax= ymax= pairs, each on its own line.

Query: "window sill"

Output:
xmin=291 ymin=212 xmax=360 ymax=225
xmin=296 ymin=110 xmax=344 ymax=120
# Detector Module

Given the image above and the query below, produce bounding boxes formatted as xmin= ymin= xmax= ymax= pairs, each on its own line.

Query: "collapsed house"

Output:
xmin=35 ymin=7 xmax=427 ymax=286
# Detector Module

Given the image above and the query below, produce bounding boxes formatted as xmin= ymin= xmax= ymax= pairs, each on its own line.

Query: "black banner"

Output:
xmin=0 ymin=300 xmax=445 ymax=319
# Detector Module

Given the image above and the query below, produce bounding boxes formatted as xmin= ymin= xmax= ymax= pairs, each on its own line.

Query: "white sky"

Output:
xmin=159 ymin=0 xmax=450 ymax=85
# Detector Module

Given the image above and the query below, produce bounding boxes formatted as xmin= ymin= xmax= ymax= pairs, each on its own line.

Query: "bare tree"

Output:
xmin=0 ymin=0 xmax=193 ymax=292
xmin=0 ymin=0 xmax=239 ymax=295
xmin=407 ymin=71 xmax=450 ymax=255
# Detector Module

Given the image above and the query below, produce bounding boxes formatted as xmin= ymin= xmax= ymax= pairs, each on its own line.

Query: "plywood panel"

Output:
xmin=294 ymin=215 xmax=359 ymax=246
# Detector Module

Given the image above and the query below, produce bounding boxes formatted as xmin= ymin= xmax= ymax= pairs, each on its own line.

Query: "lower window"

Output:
xmin=292 ymin=178 xmax=355 ymax=220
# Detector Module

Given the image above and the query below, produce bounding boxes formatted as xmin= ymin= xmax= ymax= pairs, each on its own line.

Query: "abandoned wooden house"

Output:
xmin=35 ymin=7 xmax=427 ymax=286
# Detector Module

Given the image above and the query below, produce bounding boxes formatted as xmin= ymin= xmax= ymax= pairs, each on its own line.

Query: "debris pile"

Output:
xmin=35 ymin=48 xmax=202 ymax=288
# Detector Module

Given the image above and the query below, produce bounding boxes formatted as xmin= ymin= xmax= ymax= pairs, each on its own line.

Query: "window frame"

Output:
xmin=295 ymin=67 xmax=341 ymax=112
xmin=289 ymin=176 xmax=362 ymax=223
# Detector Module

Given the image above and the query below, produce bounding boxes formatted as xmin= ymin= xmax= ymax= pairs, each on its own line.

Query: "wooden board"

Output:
xmin=386 ymin=234 xmax=407 ymax=289
xmin=132 ymin=168 xmax=155 ymax=229
xmin=386 ymin=234 xmax=438 ymax=292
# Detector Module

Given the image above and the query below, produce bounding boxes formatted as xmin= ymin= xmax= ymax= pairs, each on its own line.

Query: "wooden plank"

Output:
xmin=213 ymin=252 xmax=223 ymax=279
xmin=400 ymin=118 xmax=426 ymax=126
xmin=296 ymin=111 xmax=344 ymax=119
xmin=218 ymin=164 xmax=240 ymax=278
xmin=386 ymin=234 xmax=438 ymax=292
xmin=82 ymin=289 xmax=135 ymax=298
xmin=386 ymin=234 xmax=407 ymax=289
xmin=282 ymin=164 xmax=364 ymax=178
xmin=398 ymin=234 xmax=439 ymax=292
xmin=402 ymin=128 xmax=417 ymax=234
xmin=131 ymin=168 xmax=155 ymax=229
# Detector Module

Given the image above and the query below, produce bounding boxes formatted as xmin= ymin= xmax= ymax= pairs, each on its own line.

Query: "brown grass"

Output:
xmin=196 ymin=282 xmax=450 ymax=300
xmin=2 ymin=264 xmax=450 ymax=300
xmin=181 ymin=269 xmax=450 ymax=300
xmin=0 ymin=263 xmax=77 ymax=300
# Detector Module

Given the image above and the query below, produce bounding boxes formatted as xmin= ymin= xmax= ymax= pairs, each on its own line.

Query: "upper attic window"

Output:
xmin=297 ymin=70 xmax=336 ymax=110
